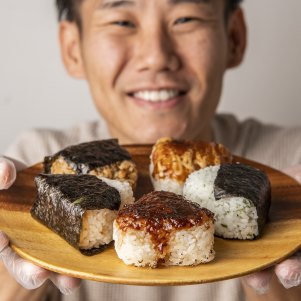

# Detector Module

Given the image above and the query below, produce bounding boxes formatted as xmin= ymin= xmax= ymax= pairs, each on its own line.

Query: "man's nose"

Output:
xmin=135 ymin=27 xmax=181 ymax=73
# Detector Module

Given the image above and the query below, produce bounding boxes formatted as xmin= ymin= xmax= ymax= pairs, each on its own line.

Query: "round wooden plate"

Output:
xmin=0 ymin=145 xmax=301 ymax=285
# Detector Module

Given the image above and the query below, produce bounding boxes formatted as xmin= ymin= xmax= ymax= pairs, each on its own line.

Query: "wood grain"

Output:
xmin=0 ymin=145 xmax=301 ymax=285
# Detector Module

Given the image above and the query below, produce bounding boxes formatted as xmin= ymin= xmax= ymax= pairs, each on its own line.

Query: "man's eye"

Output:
xmin=174 ymin=17 xmax=196 ymax=25
xmin=112 ymin=20 xmax=135 ymax=28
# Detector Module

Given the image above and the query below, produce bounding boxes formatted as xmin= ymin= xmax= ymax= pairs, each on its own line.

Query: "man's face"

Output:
xmin=63 ymin=0 xmax=244 ymax=143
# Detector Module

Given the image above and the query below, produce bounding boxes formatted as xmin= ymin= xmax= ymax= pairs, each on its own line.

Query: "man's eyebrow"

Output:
xmin=99 ymin=0 xmax=135 ymax=9
xmin=169 ymin=0 xmax=210 ymax=4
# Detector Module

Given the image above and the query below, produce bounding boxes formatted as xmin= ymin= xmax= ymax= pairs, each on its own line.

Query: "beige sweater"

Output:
xmin=4 ymin=114 xmax=301 ymax=301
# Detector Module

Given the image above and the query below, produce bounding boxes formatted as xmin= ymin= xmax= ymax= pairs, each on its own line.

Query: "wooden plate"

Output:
xmin=0 ymin=145 xmax=301 ymax=286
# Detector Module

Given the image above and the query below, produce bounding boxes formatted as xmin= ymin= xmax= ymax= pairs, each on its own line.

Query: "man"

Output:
xmin=0 ymin=0 xmax=301 ymax=300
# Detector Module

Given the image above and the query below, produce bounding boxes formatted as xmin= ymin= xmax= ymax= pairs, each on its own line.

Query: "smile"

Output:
xmin=130 ymin=89 xmax=185 ymax=102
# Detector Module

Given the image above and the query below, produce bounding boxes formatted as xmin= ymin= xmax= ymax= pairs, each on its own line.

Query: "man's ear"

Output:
xmin=59 ymin=21 xmax=85 ymax=78
xmin=226 ymin=8 xmax=247 ymax=69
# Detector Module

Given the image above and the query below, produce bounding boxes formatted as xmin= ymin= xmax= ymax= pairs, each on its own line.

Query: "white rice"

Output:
xmin=151 ymin=178 xmax=184 ymax=195
xmin=113 ymin=221 xmax=215 ymax=268
xmin=79 ymin=177 xmax=135 ymax=249
xmin=149 ymin=161 xmax=183 ymax=195
xmin=97 ymin=176 xmax=135 ymax=208
xmin=183 ymin=166 xmax=259 ymax=240
xmin=79 ymin=209 xmax=117 ymax=249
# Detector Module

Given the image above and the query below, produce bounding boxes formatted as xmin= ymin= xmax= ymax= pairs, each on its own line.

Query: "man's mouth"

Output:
xmin=129 ymin=89 xmax=186 ymax=102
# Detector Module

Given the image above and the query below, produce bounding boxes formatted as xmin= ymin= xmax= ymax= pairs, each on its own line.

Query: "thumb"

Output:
xmin=274 ymin=251 xmax=301 ymax=289
xmin=50 ymin=273 xmax=82 ymax=295
xmin=243 ymin=268 xmax=273 ymax=295
xmin=0 ymin=157 xmax=16 ymax=190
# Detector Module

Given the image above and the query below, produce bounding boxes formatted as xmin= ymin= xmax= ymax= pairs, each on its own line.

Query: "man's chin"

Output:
xmin=129 ymin=126 xmax=188 ymax=144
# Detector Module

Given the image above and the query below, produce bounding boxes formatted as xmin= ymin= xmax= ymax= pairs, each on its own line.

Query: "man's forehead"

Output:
xmin=98 ymin=0 xmax=213 ymax=8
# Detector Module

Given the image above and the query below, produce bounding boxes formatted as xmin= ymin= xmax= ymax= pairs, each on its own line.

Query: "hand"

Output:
xmin=0 ymin=156 xmax=29 ymax=189
xmin=0 ymin=158 xmax=82 ymax=294
xmin=243 ymin=164 xmax=301 ymax=294
xmin=243 ymin=252 xmax=301 ymax=294
xmin=0 ymin=231 xmax=81 ymax=295
xmin=0 ymin=157 xmax=17 ymax=190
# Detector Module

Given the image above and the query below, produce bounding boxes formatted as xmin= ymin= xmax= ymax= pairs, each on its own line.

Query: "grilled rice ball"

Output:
xmin=150 ymin=137 xmax=232 ymax=194
xmin=113 ymin=191 xmax=215 ymax=268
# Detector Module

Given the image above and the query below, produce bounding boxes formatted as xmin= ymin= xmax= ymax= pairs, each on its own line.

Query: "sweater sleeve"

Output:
xmin=213 ymin=114 xmax=301 ymax=170
xmin=3 ymin=121 xmax=111 ymax=167
xmin=4 ymin=128 xmax=69 ymax=166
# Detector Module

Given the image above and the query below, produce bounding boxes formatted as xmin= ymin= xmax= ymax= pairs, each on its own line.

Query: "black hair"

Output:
xmin=56 ymin=0 xmax=82 ymax=25
xmin=225 ymin=0 xmax=243 ymax=18
xmin=56 ymin=0 xmax=244 ymax=25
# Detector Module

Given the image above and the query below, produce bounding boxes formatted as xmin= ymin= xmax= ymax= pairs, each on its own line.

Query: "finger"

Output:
xmin=0 ymin=157 xmax=17 ymax=189
xmin=0 ymin=231 xmax=9 ymax=252
xmin=50 ymin=273 xmax=82 ymax=295
xmin=243 ymin=268 xmax=273 ymax=295
xmin=282 ymin=164 xmax=301 ymax=184
xmin=0 ymin=233 xmax=50 ymax=289
xmin=275 ymin=252 xmax=301 ymax=289
xmin=1 ymin=247 xmax=50 ymax=289
xmin=14 ymin=258 xmax=51 ymax=290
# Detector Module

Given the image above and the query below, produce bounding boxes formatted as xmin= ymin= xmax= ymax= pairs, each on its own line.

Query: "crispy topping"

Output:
xmin=151 ymin=137 xmax=232 ymax=183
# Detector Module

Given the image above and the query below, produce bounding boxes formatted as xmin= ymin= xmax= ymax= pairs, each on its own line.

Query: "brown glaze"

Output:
xmin=151 ymin=137 xmax=232 ymax=183
xmin=116 ymin=191 xmax=214 ymax=254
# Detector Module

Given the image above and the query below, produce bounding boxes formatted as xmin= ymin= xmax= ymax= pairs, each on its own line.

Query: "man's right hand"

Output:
xmin=0 ymin=157 xmax=81 ymax=295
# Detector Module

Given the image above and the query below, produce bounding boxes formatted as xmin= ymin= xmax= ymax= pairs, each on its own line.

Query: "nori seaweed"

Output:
xmin=44 ymin=139 xmax=132 ymax=174
xmin=214 ymin=163 xmax=271 ymax=237
xmin=31 ymin=174 xmax=121 ymax=255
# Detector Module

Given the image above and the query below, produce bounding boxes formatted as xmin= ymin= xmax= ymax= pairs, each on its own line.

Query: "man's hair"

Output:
xmin=56 ymin=0 xmax=82 ymax=25
xmin=225 ymin=0 xmax=243 ymax=18
xmin=56 ymin=0 xmax=243 ymax=25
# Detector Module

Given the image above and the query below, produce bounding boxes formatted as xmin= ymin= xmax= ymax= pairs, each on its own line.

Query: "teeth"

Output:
xmin=133 ymin=89 xmax=180 ymax=102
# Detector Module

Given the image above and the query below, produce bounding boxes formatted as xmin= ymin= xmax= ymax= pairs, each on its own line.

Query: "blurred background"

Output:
xmin=1 ymin=0 xmax=301 ymax=154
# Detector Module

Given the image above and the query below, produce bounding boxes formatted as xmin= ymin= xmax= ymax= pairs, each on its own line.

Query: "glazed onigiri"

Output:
xmin=113 ymin=191 xmax=215 ymax=268
xmin=149 ymin=137 xmax=232 ymax=195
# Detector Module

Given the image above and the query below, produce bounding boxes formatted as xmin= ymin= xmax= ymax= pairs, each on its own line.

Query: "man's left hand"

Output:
xmin=243 ymin=164 xmax=301 ymax=294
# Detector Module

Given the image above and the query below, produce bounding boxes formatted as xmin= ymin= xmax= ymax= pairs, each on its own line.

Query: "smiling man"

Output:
xmin=58 ymin=0 xmax=245 ymax=144
xmin=1 ymin=0 xmax=301 ymax=301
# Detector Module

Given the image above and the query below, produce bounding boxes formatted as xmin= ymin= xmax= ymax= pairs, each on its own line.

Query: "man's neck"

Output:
xmin=108 ymin=122 xmax=214 ymax=144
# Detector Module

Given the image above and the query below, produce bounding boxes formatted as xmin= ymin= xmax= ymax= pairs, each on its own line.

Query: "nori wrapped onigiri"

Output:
xmin=183 ymin=163 xmax=271 ymax=240
xmin=44 ymin=139 xmax=138 ymax=188
xmin=31 ymin=174 xmax=127 ymax=255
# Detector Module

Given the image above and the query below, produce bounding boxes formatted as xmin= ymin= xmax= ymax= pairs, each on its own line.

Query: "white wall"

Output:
xmin=220 ymin=0 xmax=301 ymax=124
xmin=1 ymin=1 xmax=301 ymax=154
